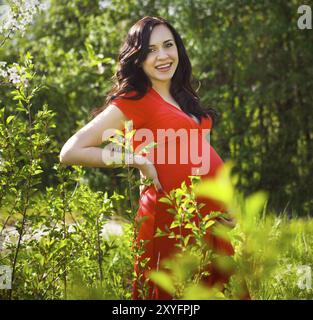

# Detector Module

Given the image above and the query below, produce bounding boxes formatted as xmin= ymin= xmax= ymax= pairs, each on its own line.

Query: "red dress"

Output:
xmin=111 ymin=87 xmax=240 ymax=300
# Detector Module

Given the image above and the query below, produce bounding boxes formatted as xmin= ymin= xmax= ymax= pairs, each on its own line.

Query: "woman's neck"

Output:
xmin=152 ymin=81 xmax=171 ymax=99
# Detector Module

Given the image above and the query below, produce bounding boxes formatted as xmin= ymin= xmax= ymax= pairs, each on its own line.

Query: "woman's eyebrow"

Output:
xmin=148 ymin=39 xmax=173 ymax=47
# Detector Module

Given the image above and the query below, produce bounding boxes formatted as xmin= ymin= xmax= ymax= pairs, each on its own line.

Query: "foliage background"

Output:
xmin=2 ymin=0 xmax=312 ymax=216
xmin=0 ymin=0 xmax=312 ymax=300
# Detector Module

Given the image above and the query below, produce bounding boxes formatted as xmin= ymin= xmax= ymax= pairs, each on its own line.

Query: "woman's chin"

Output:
xmin=152 ymin=74 xmax=174 ymax=82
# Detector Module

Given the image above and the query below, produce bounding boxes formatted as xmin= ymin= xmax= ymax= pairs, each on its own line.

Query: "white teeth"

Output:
xmin=156 ymin=63 xmax=171 ymax=69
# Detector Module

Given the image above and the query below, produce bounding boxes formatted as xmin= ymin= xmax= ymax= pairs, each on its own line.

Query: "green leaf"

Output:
xmin=205 ymin=220 xmax=215 ymax=229
xmin=6 ymin=115 xmax=15 ymax=124
xmin=184 ymin=234 xmax=192 ymax=246
xmin=194 ymin=162 xmax=238 ymax=209
xmin=166 ymin=208 xmax=177 ymax=215
xmin=158 ymin=197 xmax=172 ymax=206
xmin=148 ymin=271 xmax=175 ymax=295
xmin=34 ymin=253 xmax=45 ymax=267
xmin=170 ymin=220 xmax=181 ymax=229
xmin=154 ymin=227 xmax=167 ymax=238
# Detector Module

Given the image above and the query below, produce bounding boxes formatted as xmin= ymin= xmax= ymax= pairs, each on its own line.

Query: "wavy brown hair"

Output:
xmin=90 ymin=16 xmax=219 ymax=126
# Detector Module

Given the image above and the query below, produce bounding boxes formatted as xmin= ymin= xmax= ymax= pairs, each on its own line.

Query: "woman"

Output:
xmin=60 ymin=16 xmax=249 ymax=300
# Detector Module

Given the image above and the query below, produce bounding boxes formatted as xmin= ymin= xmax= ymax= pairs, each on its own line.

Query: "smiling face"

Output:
xmin=141 ymin=24 xmax=179 ymax=88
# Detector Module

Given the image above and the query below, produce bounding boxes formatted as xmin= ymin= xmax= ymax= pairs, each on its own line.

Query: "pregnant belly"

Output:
xmin=155 ymin=144 xmax=224 ymax=193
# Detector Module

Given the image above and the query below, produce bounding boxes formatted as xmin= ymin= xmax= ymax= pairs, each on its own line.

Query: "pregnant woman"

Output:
xmin=60 ymin=16 xmax=249 ymax=300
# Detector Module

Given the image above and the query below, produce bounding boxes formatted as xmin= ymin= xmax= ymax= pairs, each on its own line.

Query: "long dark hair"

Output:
xmin=90 ymin=16 xmax=219 ymax=126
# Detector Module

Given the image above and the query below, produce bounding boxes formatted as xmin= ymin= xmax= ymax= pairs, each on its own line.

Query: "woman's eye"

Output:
xmin=148 ymin=43 xmax=174 ymax=53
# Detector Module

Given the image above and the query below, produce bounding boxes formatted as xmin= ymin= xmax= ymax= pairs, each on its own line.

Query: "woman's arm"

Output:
xmin=59 ymin=104 xmax=140 ymax=169
xmin=59 ymin=104 xmax=164 ymax=192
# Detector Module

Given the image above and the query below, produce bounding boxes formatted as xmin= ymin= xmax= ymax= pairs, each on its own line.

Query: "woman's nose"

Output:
xmin=156 ymin=48 xmax=169 ymax=60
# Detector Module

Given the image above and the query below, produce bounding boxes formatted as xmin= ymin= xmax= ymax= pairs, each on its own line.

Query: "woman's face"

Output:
xmin=141 ymin=24 xmax=179 ymax=87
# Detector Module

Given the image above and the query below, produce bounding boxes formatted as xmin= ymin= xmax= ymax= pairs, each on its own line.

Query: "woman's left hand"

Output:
xmin=217 ymin=216 xmax=236 ymax=229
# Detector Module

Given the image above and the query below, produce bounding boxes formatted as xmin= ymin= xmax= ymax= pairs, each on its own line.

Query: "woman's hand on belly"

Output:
xmin=217 ymin=216 xmax=236 ymax=229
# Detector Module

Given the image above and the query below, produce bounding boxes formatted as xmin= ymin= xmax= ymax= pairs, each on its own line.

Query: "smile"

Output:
xmin=155 ymin=63 xmax=172 ymax=72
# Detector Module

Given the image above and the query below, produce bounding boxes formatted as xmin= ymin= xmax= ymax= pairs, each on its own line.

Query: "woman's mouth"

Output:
xmin=155 ymin=62 xmax=172 ymax=72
